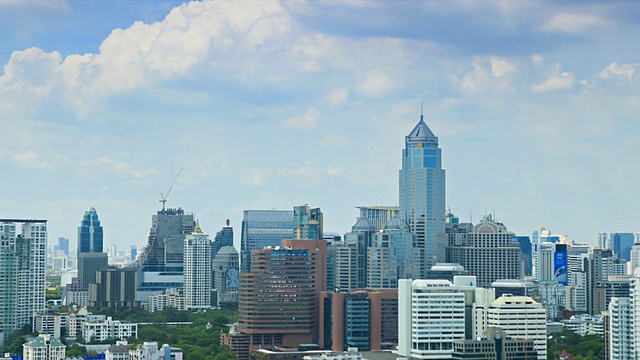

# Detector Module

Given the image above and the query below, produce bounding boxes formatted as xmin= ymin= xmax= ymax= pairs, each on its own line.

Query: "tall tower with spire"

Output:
xmin=399 ymin=114 xmax=446 ymax=278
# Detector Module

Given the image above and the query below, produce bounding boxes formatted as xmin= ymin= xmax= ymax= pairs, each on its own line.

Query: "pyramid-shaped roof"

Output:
xmin=406 ymin=115 xmax=438 ymax=145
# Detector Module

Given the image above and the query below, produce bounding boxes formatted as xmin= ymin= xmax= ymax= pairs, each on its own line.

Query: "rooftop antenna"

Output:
xmin=160 ymin=167 xmax=183 ymax=211
xmin=420 ymin=102 xmax=424 ymax=121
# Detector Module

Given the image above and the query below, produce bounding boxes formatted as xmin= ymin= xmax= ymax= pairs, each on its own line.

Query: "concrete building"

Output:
xmin=129 ymin=342 xmax=183 ymax=360
xmin=0 ymin=219 xmax=47 ymax=347
xmin=538 ymin=281 xmax=567 ymax=320
xmin=294 ymin=205 xmax=323 ymax=240
xmin=83 ymin=316 xmax=137 ymax=342
xmin=89 ymin=267 xmax=140 ymax=309
xmin=447 ymin=215 xmax=522 ymax=288
xmin=212 ymin=246 xmax=239 ymax=305
xmin=146 ymin=288 xmax=185 ymax=313
xmin=487 ymin=295 xmax=547 ymax=360
xmin=319 ymin=289 xmax=398 ymax=351
xmin=355 ymin=206 xmax=399 ymax=232
xmin=22 ymin=334 xmax=65 ymax=360
xmin=367 ymin=230 xmax=398 ymax=289
xmin=452 ymin=327 xmax=537 ymax=360
xmin=399 ymin=115 xmax=446 ymax=278
xmin=561 ymin=314 xmax=603 ymax=336
xmin=608 ymin=297 xmax=633 ymax=360
xmin=183 ymin=223 xmax=212 ymax=310
xmin=397 ymin=278 xmax=475 ymax=359
xmin=136 ymin=208 xmax=195 ymax=302
xmin=220 ymin=324 xmax=250 ymax=360
xmin=33 ymin=311 xmax=65 ymax=338
xmin=240 ymin=209 xmax=293 ymax=272
xmin=237 ymin=239 xmax=327 ymax=350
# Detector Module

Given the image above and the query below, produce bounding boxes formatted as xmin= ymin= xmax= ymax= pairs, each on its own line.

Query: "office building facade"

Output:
xmin=240 ymin=210 xmax=293 ymax=272
xmin=293 ymin=205 xmax=323 ymax=240
xmin=399 ymin=115 xmax=446 ymax=278
xmin=237 ymin=239 xmax=326 ymax=350
xmin=212 ymin=246 xmax=240 ymax=304
xmin=77 ymin=207 xmax=103 ymax=254
xmin=355 ymin=206 xmax=399 ymax=232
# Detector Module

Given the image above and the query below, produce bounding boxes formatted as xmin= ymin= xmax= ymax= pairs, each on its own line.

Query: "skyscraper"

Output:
xmin=183 ymin=222 xmax=212 ymax=310
xmin=399 ymin=115 xmax=446 ymax=278
xmin=293 ymin=205 xmax=323 ymax=240
xmin=77 ymin=207 xmax=103 ymax=254
xmin=136 ymin=207 xmax=195 ymax=302
xmin=240 ymin=210 xmax=293 ymax=272
xmin=0 ymin=219 xmax=47 ymax=347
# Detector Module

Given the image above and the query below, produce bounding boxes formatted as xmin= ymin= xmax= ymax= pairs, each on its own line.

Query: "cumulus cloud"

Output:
xmin=325 ymin=88 xmax=349 ymax=107
xmin=281 ymin=107 xmax=320 ymax=129
xmin=456 ymin=56 xmax=516 ymax=95
xmin=531 ymin=71 xmax=575 ymax=93
xmin=598 ymin=62 xmax=638 ymax=80
xmin=8 ymin=150 xmax=53 ymax=170
xmin=540 ymin=13 xmax=609 ymax=34
xmin=356 ymin=71 xmax=396 ymax=97
xmin=319 ymin=134 xmax=348 ymax=148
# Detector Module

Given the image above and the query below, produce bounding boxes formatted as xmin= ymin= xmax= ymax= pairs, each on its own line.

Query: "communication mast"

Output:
xmin=160 ymin=168 xmax=183 ymax=211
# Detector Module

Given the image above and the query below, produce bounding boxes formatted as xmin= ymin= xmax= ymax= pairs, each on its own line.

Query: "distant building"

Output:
xmin=147 ymin=289 xmax=185 ymax=313
xmin=452 ymin=327 xmax=537 ymax=360
xmin=83 ymin=316 xmax=137 ymax=343
xmin=88 ymin=266 xmax=140 ymax=309
xmin=561 ymin=314 xmax=603 ymax=336
xmin=23 ymin=334 xmax=65 ymax=360
xmin=355 ymin=206 xmax=399 ymax=232
xmin=319 ymin=289 xmax=398 ymax=351
xmin=399 ymin=115 xmax=446 ymax=278
xmin=427 ymin=263 xmax=468 ymax=282
xmin=240 ymin=210 xmax=293 ymax=272
xmin=129 ymin=342 xmax=183 ymax=360
xmin=183 ymin=222 xmax=212 ymax=310
xmin=447 ymin=215 xmax=522 ymax=287
xmin=397 ymin=278 xmax=475 ymax=359
xmin=33 ymin=311 xmax=65 ymax=338
xmin=294 ymin=205 xmax=323 ymax=240
xmin=237 ymin=239 xmax=327 ymax=350
xmin=611 ymin=233 xmax=634 ymax=261
xmin=77 ymin=207 xmax=103 ymax=254
xmin=488 ymin=295 xmax=546 ymax=360
xmin=0 ymin=219 xmax=47 ymax=347
xmin=212 ymin=246 xmax=239 ymax=305
xmin=136 ymin=208 xmax=195 ymax=302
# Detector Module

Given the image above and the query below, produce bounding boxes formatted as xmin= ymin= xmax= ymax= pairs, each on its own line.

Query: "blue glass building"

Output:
xmin=611 ymin=233 xmax=634 ymax=261
xmin=399 ymin=115 xmax=446 ymax=278
xmin=77 ymin=207 xmax=103 ymax=254
xmin=240 ymin=210 xmax=293 ymax=272
xmin=514 ymin=235 xmax=533 ymax=276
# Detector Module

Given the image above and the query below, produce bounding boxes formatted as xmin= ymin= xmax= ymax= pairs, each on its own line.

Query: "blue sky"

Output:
xmin=1 ymin=0 xmax=640 ymax=251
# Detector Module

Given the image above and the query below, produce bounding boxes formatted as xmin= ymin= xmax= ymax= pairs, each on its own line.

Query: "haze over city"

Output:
xmin=1 ymin=0 xmax=640 ymax=250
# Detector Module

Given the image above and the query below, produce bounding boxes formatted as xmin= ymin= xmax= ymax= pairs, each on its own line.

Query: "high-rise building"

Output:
xmin=293 ymin=205 xmax=323 ymax=240
xmin=610 ymin=233 xmax=634 ymax=261
xmin=240 ymin=210 xmax=293 ymax=272
xmin=355 ymin=206 xmax=399 ymax=232
xmin=136 ymin=207 xmax=195 ymax=302
xmin=367 ymin=230 xmax=398 ymax=289
xmin=487 ymin=295 xmax=547 ymax=360
xmin=335 ymin=218 xmax=376 ymax=291
xmin=88 ymin=267 xmax=139 ymax=309
xmin=446 ymin=215 xmax=522 ymax=287
xmin=77 ymin=207 xmax=103 ymax=254
xmin=130 ymin=245 xmax=137 ymax=262
xmin=381 ymin=216 xmax=414 ymax=280
xmin=319 ymin=289 xmax=398 ymax=351
xmin=399 ymin=115 xmax=446 ymax=278
xmin=183 ymin=222 xmax=212 ymax=310
xmin=0 ymin=219 xmax=47 ymax=347
xmin=536 ymin=242 xmax=568 ymax=284
xmin=212 ymin=246 xmax=239 ymax=305
xmin=237 ymin=239 xmax=326 ymax=350
xmin=608 ymin=297 xmax=633 ymax=360
xmin=212 ymin=222 xmax=233 ymax=258
xmin=397 ymin=278 xmax=474 ymax=360
xmin=55 ymin=237 xmax=70 ymax=255
xmin=514 ymin=235 xmax=532 ymax=276
xmin=630 ymin=235 xmax=640 ymax=274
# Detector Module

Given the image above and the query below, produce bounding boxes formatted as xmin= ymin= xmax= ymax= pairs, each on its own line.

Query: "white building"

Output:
xmin=83 ymin=317 xmax=137 ymax=343
xmin=147 ymin=288 xmax=186 ymax=313
xmin=22 ymin=334 xmax=65 ymax=360
xmin=561 ymin=314 xmax=603 ymax=336
xmin=129 ymin=342 xmax=183 ymax=360
xmin=0 ymin=220 xmax=47 ymax=347
xmin=488 ymin=295 xmax=547 ymax=360
xmin=472 ymin=287 xmax=496 ymax=339
xmin=397 ymin=277 xmax=475 ymax=359
xmin=538 ymin=281 xmax=567 ymax=320
xmin=105 ymin=340 xmax=130 ymax=360
xmin=183 ymin=223 xmax=212 ymax=310
xmin=609 ymin=297 xmax=633 ymax=360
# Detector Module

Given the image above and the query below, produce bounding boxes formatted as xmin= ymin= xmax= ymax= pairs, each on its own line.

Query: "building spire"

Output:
xmin=194 ymin=219 xmax=202 ymax=234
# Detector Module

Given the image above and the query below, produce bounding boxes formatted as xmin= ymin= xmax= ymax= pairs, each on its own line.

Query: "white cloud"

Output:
xmin=531 ymin=54 xmax=545 ymax=65
xmin=456 ymin=56 xmax=515 ymax=95
xmin=319 ymin=134 xmax=348 ymax=148
xmin=531 ymin=72 xmax=575 ymax=93
xmin=490 ymin=57 xmax=516 ymax=77
xmin=281 ymin=107 xmax=320 ymax=130
xmin=540 ymin=13 xmax=609 ymax=34
xmin=325 ymin=88 xmax=349 ymax=107
xmin=356 ymin=71 xmax=396 ymax=97
xmin=9 ymin=150 xmax=53 ymax=170
xmin=598 ymin=62 xmax=638 ymax=80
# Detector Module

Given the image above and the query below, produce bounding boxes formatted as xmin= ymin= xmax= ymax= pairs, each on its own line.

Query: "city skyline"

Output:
xmin=1 ymin=1 xmax=640 ymax=250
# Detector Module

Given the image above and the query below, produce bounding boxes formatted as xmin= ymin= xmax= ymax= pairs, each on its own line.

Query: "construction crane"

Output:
xmin=160 ymin=167 xmax=183 ymax=211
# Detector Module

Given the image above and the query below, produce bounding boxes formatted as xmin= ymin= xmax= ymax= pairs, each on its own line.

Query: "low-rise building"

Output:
xmin=561 ymin=314 xmax=603 ymax=336
xmin=23 ymin=334 xmax=66 ymax=360
xmin=83 ymin=317 xmax=137 ymax=343
xmin=147 ymin=288 xmax=186 ymax=313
